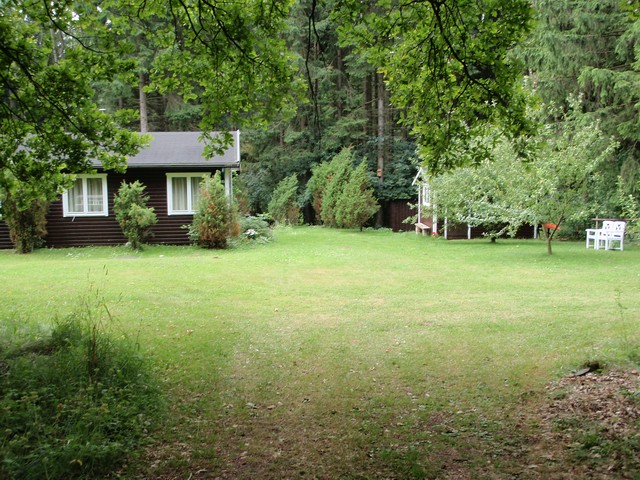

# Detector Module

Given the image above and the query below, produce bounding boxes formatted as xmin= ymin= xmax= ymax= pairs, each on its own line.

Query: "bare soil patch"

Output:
xmin=523 ymin=368 xmax=640 ymax=479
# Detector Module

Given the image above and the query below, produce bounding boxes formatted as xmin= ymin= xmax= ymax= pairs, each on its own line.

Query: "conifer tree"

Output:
xmin=268 ymin=175 xmax=300 ymax=224
xmin=113 ymin=181 xmax=157 ymax=250
xmin=335 ymin=161 xmax=379 ymax=230
xmin=188 ymin=172 xmax=239 ymax=249
xmin=320 ymin=148 xmax=355 ymax=227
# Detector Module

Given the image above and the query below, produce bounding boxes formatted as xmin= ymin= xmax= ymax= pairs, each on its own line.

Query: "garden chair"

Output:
xmin=585 ymin=220 xmax=612 ymax=249
xmin=594 ymin=221 xmax=626 ymax=251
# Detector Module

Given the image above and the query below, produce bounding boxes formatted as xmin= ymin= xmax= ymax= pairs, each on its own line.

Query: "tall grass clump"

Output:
xmin=0 ymin=294 xmax=163 ymax=480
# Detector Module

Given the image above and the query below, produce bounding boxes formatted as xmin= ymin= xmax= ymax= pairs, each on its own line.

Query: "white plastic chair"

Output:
xmin=586 ymin=221 xmax=612 ymax=249
xmin=597 ymin=221 xmax=626 ymax=251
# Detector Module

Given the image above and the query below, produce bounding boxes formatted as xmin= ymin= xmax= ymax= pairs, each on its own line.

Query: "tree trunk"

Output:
xmin=376 ymin=73 xmax=385 ymax=227
xmin=336 ymin=47 xmax=344 ymax=118
xmin=364 ymin=74 xmax=373 ymax=136
xmin=139 ymin=73 xmax=148 ymax=133
xmin=377 ymin=73 xmax=385 ymax=181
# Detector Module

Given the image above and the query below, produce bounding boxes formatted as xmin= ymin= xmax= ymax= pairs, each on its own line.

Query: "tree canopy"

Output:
xmin=334 ymin=0 xmax=535 ymax=172
xmin=2 ymin=0 xmax=639 ymax=244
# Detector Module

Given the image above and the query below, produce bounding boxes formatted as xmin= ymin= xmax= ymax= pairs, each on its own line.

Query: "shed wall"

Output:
xmin=0 ymin=222 xmax=12 ymax=249
xmin=0 ymin=168 xmax=223 ymax=249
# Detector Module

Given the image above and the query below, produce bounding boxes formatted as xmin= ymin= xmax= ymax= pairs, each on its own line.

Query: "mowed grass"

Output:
xmin=2 ymin=227 xmax=639 ymax=478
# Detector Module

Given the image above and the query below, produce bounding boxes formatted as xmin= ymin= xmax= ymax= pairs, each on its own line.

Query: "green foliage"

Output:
xmin=308 ymin=148 xmax=379 ymax=229
xmin=335 ymin=161 xmax=379 ymax=229
xmin=616 ymin=179 xmax=640 ymax=241
xmin=0 ymin=1 xmax=146 ymax=254
xmin=233 ymin=174 xmax=252 ymax=216
xmin=515 ymin=0 xmax=640 ymax=218
xmin=320 ymin=148 xmax=355 ymax=227
xmin=429 ymin=101 xmax=618 ymax=253
xmin=335 ymin=0 xmax=535 ymax=172
xmin=267 ymin=175 xmax=301 ymax=225
xmin=366 ymin=139 xmax=420 ymax=202
xmin=127 ymin=0 xmax=302 ymax=137
xmin=113 ymin=181 xmax=157 ymax=250
xmin=238 ymin=216 xmax=274 ymax=244
xmin=0 ymin=190 xmax=48 ymax=254
xmin=307 ymin=161 xmax=333 ymax=221
xmin=0 ymin=295 xmax=162 ymax=480
xmin=188 ymin=172 xmax=240 ymax=249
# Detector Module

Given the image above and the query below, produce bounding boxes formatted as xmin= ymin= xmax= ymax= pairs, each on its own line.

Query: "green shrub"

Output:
xmin=0 ymin=297 xmax=162 ymax=480
xmin=188 ymin=171 xmax=240 ymax=249
xmin=233 ymin=174 xmax=252 ymax=216
xmin=319 ymin=148 xmax=355 ymax=227
xmin=267 ymin=174 xmax=300 ymax=225
xmin=335 ymin=160 xmax=379 ymax=229
xmin=238 ymin=215 xmax=274 ymax=244
xmin=1 ymin=193 xmax=48 ymax=254
xmin=113 ymin=181 xmax=157 ymax=250
xmin=306 ymin=161 xmax=332 ymax=221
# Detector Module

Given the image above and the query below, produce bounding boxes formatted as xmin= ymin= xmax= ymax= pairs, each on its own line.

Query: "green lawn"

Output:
xmin=2 ymin=227 xmax=639 ymax=478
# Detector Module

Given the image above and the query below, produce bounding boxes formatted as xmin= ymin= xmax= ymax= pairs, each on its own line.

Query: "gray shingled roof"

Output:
xmin=126 ymin=131 xmax=240 ymax=168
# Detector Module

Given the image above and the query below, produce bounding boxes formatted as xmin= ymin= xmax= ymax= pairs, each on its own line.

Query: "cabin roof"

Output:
xmin=125 ymin=131 xmax=240 ymax=168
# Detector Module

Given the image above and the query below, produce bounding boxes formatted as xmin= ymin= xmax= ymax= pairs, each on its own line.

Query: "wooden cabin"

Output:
xmin=0 ymin=131 xmax=240 ymax=249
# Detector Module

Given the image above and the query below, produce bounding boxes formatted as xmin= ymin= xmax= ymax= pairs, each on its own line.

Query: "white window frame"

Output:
xmin=166 ymin=173 xmax=209 ymax=215
xmin=62 ymin=174 xmax=108 ymax=217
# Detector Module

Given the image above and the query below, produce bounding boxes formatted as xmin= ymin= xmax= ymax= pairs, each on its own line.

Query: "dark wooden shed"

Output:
xmin=0 ymin=131 xmax=240 ymax=249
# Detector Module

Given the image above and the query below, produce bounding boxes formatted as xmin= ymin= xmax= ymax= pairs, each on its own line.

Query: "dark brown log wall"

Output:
xmin=45 ymin=168 xmax=218 ymax=248
xmin=384 ymin=199 xmax=417 ymax=232
xmin=0 ymin=221 xmax=11 ymax=249
xmin=0 ymin=168 xmax=222 ymax=249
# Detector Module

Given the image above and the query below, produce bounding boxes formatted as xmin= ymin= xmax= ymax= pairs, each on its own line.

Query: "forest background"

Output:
xmin=2 ymin=0 xmax=640 ymax=237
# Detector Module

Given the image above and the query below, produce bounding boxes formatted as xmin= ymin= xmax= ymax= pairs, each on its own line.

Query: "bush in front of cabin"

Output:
xmin=113 ymin=181 xmax=158 ymax=250
xmin=0 ymin=171 xmax=49 ymax=253
xmin=188 ymin=171 xmax=240 ymax=249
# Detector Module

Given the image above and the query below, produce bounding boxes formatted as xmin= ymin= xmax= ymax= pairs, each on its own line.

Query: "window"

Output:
xmin=167 ymin=173 xmax=208 ymax=215
xmin=62 ymin=174 xmax=108 ymax=217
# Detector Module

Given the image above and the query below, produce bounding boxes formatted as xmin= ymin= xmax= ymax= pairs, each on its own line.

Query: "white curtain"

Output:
xmin=172 ymin=177 xmax=188 ymax=211
xmin=86 ymin=178 xmax=104 ymax=212
xmin=190 ymin=177 xmax=202 ymax=209
xmin=68 ymin=179 xmax=84 ymax=213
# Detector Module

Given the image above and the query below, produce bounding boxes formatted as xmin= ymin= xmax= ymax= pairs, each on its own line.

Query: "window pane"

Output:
xmin=190 ymin=177 xmax=202 ymax=210
xmin=172 ymin=177 xmax=188 ymax=211
xmin=68 ymin=179 xmax=84 ymax=213
xmin=86 ymin=178 xmax=104 ymax=212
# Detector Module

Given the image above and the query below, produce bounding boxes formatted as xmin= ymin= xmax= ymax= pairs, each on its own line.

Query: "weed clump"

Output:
xmin=0 ymin=300 xmax=162 ymax=479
